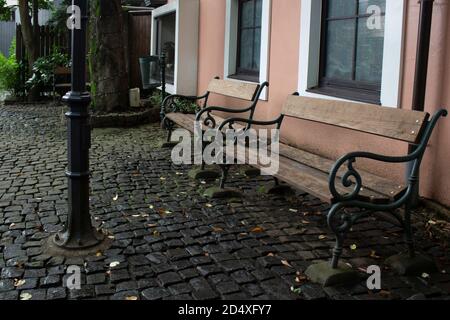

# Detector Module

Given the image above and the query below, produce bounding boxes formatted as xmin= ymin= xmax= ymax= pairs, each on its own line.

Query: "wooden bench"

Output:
xmin=161 ymin=77 xmax=268 ymax=138
xmin=160 ymin=78 xmax=268 ymax=180
xmin=218 ymin=94 xmax=447 ymax=283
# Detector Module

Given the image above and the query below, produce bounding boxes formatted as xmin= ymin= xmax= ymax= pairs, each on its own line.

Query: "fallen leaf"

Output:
xmin=157 ymin=208 xmax=171 ymax=215
xmin=281 ymin=260 xmax=293 ymax=268
xmin=289 ymin=209 xmax=298 ymax=213
xmin=113 ymin=194 xmax=119 ymax=201
xmin=379 ymin=290 xmax=391 ymax=298
xmin=14 ymin=279 xmax=26 ymax=287
xmin=290 ymin=286 xmax=302 ymax=295
xmin=96 ymin=252 xmax=102 ymax=257
xmin=212 ymin=226 xmax=224 ymax=233
xmin=251 ymin=226 xmax=264 ymax=233
xmin=205 ymin=204 xmax=213 ymax=208
xmin=147 ymin=223 xmax=158 ymax=228
xmin=428 ymin=220 xmax=437 ymax=225
xmin=295 ymin=275 xmax=307 ymax=284
xmin=350 ymin=244 xmax=357 ymax=250
xmin=109 ymin=261 xmax=120 ymax=268
xmin=160 ymin=177 xmax=166 ymax=181
xmin=153 ymin=230 xmax=160 ymax=236
xmin=20 ymin=292 xmax=32 ymax=300
xmin=301 ymin=220 xmax=310 ymax=225
xmin=318 ymin=235 xmax=327 ymax=240
xmin=125 ymin=296 xmax=138 ymax=300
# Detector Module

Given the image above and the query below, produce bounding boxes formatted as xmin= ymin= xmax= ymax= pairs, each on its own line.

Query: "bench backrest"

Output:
xmin=282 ymin=95 xmax=430 ymax=143
xmin=207 ymin=79 xmax=260 ymax=101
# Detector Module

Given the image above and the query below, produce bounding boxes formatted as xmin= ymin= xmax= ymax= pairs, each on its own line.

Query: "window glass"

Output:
xmin=318 ymin=0 xmax=386 ymax=102
xmin=233 ymin=0 xmax=263 ymax=80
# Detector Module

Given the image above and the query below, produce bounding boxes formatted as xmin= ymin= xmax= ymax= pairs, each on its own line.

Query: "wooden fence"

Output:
xmin=126 ymin=10 xmax=153 ymax=90
xmin=16 ymin=25 xmax=70 ymax=61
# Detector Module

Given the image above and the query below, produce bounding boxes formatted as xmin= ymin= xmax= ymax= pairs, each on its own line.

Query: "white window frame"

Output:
xmin=298 ymin=0 xmax=406 ymax=107
xmin=151 ymin=0 xmax=199 ymax=96
xmin=224 ymin=0 xmax=271 ymax=100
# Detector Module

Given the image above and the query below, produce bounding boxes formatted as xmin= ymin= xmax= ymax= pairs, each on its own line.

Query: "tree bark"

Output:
xmin=18 ymin=0 xmax=39 ymax=70
xmin=89 ymin=0 xmax=129 ymax=113
xmin=18 ymin=0 xmax=40 ymax=100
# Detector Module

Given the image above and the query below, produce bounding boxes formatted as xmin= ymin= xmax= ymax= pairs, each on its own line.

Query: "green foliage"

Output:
xmin=151 ymin=90 xmax=200 ymax=114
xmin=26 ymin=50 xmax=70 ymax=91
xmin=48 ymin=0 xmax=70 ymax=34
xmin=172 ymin=97 xmax=199 ymax=114
xmin=0 ymin=0 xmax=11 ymax=21
xmin=0 ymin=39 xmax=22 ymax=95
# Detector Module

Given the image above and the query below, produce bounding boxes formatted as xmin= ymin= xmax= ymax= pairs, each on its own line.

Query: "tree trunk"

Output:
xmin=89 ymin=0 xmax=129 ymax=113
xmin=18 ymin=0 xmax=40 ymax=101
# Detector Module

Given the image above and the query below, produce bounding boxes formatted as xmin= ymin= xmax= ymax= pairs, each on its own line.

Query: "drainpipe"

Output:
xmin=408 ymin=0 xmax=435 ymax=207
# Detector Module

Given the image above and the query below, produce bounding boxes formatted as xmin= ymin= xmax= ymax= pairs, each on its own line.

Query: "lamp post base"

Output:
xmin=46 ymin=231 xmax=112 ymax=258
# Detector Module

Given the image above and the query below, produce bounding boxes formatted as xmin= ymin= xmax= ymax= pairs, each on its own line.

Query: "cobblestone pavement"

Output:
xmin=0 ymin=103 xmax=449 ymax=300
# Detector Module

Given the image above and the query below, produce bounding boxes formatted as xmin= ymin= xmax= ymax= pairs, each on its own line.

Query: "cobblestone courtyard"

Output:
xmin=0 ymin=103 xmax=449 ymax=300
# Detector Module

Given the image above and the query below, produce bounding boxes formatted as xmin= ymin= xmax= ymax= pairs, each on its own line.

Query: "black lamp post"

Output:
xmin=53 ymin=0 xmax=104 ymax=250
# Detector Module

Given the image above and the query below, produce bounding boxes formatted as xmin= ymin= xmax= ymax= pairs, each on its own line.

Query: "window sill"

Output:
xmin=227 ymin=74 xmax=260 ymax=83
xmin=307 ymin=86 xmax=381 ymax=105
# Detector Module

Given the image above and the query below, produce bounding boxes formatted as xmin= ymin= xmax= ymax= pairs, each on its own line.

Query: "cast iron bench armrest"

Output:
xmin=196 ymin=106 xmax=256 ymax=129
xmin=195 ymin=81 xmax=270 ymax=129
xmin=218 ymin=115 xmax=285 ymax=132
xmin=329 ymin=109 xmax=448 ymax=203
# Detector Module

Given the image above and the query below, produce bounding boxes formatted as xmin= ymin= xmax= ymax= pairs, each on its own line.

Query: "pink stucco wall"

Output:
xmin=194 ymin=0 xmax=450 ymax=207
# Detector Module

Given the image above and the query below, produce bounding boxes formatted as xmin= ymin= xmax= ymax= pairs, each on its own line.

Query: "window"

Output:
xmin=225 ymin=0 xmax=270 ymax=93
xmin=299 ymin=0 xmax=405 ymax=107
xmin=151 ymin=0 xmax=200 ymax=96
xmin=231 ymin=0 xmax=262 ymax=82
xmin=312 ymin=0 xmax=386 ymax=104
xmin=155 ymin=12 xmax=176 ymax=85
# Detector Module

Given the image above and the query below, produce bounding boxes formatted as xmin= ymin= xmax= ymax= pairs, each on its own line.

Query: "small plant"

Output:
xmin=0 ymin=39 xmax=20 ymax=95
xmin=149 ymin=90 xmax=163 ymax=107
xmin=26 ymin=50 xmax=70 ymax=93
xmin=150 ymin=90 xmax=199 ymax=114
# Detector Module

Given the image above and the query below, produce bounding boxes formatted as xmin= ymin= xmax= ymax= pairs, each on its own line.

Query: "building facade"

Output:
xmin=157 ymin=0 xmax=450 ymax=207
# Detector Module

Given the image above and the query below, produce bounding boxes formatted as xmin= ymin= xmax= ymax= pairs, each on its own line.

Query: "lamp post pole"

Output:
xmin=53 ymin=0 xmax=104 ymax=250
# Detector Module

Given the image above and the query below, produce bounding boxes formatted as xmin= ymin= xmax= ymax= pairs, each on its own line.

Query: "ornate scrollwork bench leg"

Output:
xmin=160 ymin=117 xmax=179 ymax=148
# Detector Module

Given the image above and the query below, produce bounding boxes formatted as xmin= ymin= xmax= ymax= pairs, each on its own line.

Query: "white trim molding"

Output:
xmin=151 ymin=0 xmax=200 ymax=96
xmin=224 ymin=0 xmax=272 ymax=100
xmin=298 ymin=0 xmax=406 ymax=107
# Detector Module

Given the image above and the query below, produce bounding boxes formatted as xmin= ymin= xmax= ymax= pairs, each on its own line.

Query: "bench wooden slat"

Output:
xmin=277 ymin=143 xmax=405 ymax=199
xmin=166 ymin=113 xmax=246 ymax=133
xmin=207 ymin=79 xmax=259 ymax=101
xmin=236 ymin=145 xmax=386 ymax=202
xmin=283 ymin=96 xmax=429 ymax=143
